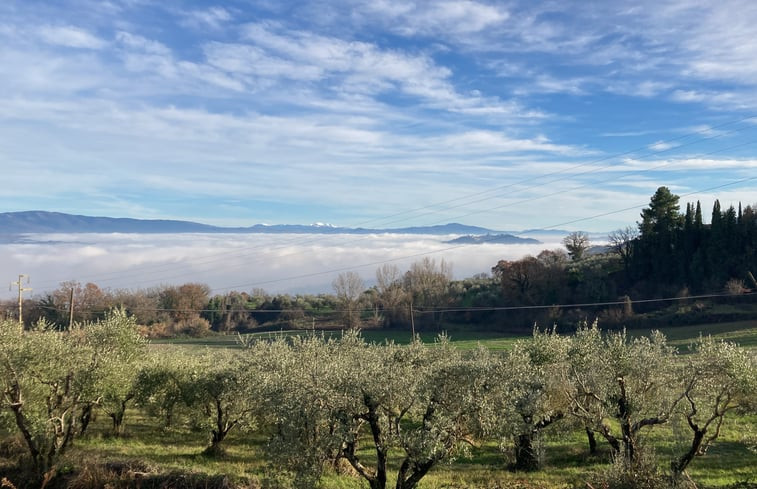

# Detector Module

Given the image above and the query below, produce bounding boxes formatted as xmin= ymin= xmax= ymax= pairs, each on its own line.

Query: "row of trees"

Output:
xmin=2 ymin=314 xmax=754 ymax=488
xmin=630 ymin=186 xmax=757 ymax=292
xmin=3 ymin=257 xmax=456 ymax=335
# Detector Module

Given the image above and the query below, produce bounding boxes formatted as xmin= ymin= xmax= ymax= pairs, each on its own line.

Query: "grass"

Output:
xmin=628 ymin=320 xmax=757 ymax=351
xmin=44 ymin=409 xmax=755 ymax=488
xmin=150 ymin=328 xmax=524 ymax=352
xmin=151 ymin=319 xmax=757 ymax=354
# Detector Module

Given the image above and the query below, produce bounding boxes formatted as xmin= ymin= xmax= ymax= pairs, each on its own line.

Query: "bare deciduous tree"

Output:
xmin=608 ymin=226 xmax=638 ymax=276
xmin=332 ymin=271 xmax=365 ymax=328
xmin=562 ymin=231 xmax=590 ymax=260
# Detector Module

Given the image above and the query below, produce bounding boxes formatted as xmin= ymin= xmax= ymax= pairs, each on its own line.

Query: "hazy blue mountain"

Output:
xmin=444 ymin=234 xmax=541 ymax=245
xmin=0 ymin=211 xmax=220 ymax=233
xmin=0 ymin=211 xmax=511 ymax=236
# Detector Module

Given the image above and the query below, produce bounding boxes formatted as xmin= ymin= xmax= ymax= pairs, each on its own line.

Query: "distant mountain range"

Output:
xmin=0 ymin=211 xmax=551 ymax=242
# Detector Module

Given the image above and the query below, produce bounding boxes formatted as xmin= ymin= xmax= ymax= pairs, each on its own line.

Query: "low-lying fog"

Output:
xmin=0 ymin=233 xmax=567 ymax=299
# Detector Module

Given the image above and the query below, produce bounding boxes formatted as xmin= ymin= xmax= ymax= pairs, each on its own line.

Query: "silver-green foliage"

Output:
xmin=495 ymin=328 xmax=571 ymax=470
xmin=249 ymin=332 xmax=493 ymax=489
xmin=562 ymin=322 xmax=756 ymax=480
xmin=243 ymin=326 xmax=756 ymax=487
xmin=669 ymin=335 xmax=757 ymax=479
xmin=0 ymin=309 xmax=146 ymax=469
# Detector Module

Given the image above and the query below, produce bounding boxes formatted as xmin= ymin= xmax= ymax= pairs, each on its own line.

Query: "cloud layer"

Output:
xmin=0 ymin=233 xmax=565 ymax=299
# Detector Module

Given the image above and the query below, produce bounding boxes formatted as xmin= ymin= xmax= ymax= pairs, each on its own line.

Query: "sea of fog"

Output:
xmin=0 ymin=232 xmax=566 ymax=299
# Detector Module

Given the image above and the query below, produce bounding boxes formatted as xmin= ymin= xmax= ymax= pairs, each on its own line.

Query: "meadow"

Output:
xmin=152 ymin=320 xmax=757 ymax=351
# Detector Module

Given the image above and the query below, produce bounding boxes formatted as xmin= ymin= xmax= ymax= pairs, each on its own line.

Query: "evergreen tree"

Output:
xmin=635 ymin=187 xmax=683 ymax=284
xmin=694 ymin=201 xmax=703 ymax=230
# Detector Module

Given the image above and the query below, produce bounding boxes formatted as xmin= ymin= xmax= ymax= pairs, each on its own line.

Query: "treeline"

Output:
xmin=491 ymin=187 xmax=757 ymax=328
xmin=3 ymin=187 xmax=756 ymax=334
xmin=629 ymin=186 xmax=757 ymax=293
xmin=1 ymin=314 xmax=755 ymax=488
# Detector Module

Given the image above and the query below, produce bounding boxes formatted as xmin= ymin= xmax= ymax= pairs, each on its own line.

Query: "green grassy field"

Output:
xmin=638 ymin=320 xmax=757 ymax=349
xmin=150 ymin=328 xmax=525 ymax=351
xmin=151 ymin=319 xmax=757 ymax=353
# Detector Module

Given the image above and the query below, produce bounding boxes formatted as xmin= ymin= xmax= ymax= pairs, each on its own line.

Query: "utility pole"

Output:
xmin=68 ymin=286 xmax=75 ymax=329
xmin=409 ymin=300 xmax=415 ymax=340
xmin=11 ymin=274 xmax=32 ymax=327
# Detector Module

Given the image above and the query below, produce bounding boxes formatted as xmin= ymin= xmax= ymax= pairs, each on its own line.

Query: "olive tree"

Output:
xmin=182 ymin=351 xmax=259 ymax=456
xmin=334 ymin=335 xmax=492 ymax=489
xmin=80 ymin=310 xmax=147 ymax=435
xmin=255 ymin=332 xmax=493 ymax=489
xmin=0 ymin=320 xmax=84 ymax=470
xmin=669 ymin=337 xmax=757 ymax=480
xmin=251 ymin=334 xmax=347 ymax=488
xmin=0 ymin=310 xmax=145 ymax=470
xmin=495 ymin=329 xmax=570 ymax=471
xmin=133 ymin=351 xmax=195 ymax=429
xmin=562 ymin=324 xmax=682 ymax=463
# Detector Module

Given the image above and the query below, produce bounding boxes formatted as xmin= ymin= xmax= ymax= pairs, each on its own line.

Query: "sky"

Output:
xmin=2 ymin=0 xmax=757 ymax=234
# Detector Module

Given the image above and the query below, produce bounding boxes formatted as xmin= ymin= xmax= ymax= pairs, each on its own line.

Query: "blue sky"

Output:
xmin=2 ymin=0 xmax=757 ymax=232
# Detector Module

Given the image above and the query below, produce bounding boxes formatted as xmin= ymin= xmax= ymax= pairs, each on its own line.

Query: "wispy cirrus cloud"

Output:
xmin=181 ymin=6 xmax=232 ymax=30
xmin=38 ymin=24 xmax=106 ymax=49
xmin=355 ymin=0 xmax=509 ymax=37
xmin=648 ymin=141 xmax=678 ymax=152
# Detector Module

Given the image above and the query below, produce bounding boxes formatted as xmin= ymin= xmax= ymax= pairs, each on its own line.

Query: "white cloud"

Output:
xmin=203 ymin=42 xmax=323 ymax=80
xmin=182 ymin=7 xmax=232 ymax=29
xmin=241 ymin=22 xmax=451 ymax=84
xmin=112 ymin=32 xmax=246 ymax=92
xmin=669 ymin=1 xmax=757 ymax=83
xmin=37 ymin=25 xmax=106 ymax=49
xmin=606 ymin=80 xmax=671 ymax=98
xmin=424 ymin=130 xmax=581 ymax=155
xmin=237 ymin=22 xmax=533 ymax=117
xmin=620 ymin=157 xmax=757 ymax=175
xmin=380 ymin=0 xmax=509 ymax=36
xmin=115 ymin=31 xmax=171 ymax=55
xmin=669 ymin=89 xmax=751 ymax=109
xmin=648 ymin=140 xmax=677 ymax=151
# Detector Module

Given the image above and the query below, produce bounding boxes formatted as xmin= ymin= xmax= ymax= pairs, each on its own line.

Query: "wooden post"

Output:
xmin=68 ymin=286 xmax=75 ymax=329
xmin=409 ymin=300 xmax=415 ymax=340
xmin=12 ymin=274 xmax=32 ymax=327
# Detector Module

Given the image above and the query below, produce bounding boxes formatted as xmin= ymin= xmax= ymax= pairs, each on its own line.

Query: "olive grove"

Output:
xmin=1 ymin=313 xmax=755 ymax=488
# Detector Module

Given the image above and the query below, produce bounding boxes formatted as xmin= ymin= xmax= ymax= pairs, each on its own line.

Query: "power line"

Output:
xmin=28 ymin=289 xmax=757 ymax=316
xmin=209 ymin=174 xmax=757 ymax=292
xmin=353 ymin=115 xmax=757 ymax=229
xmin=369 ymin=118 xmax=757 ymax=230
xmin=87 ymin=149 xmax=757 ymax=293
xmin=21 ymin=115 xmax=757 ymax=292
xmin=422 ymin=135 xmax=757 ymax=228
